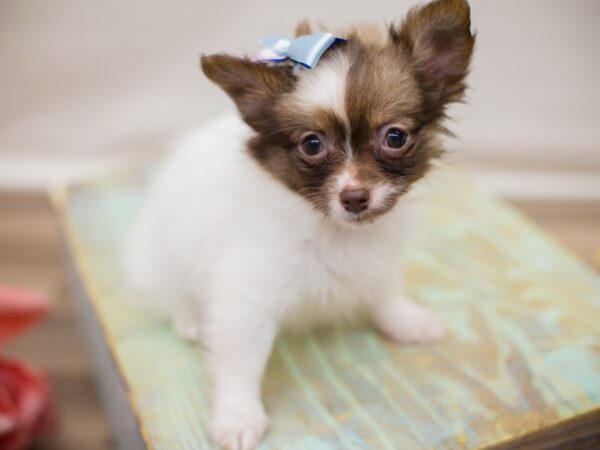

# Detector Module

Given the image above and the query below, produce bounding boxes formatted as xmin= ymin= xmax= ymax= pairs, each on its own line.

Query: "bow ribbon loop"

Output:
xmin=251 ymin=32 xmax=345 ymax=68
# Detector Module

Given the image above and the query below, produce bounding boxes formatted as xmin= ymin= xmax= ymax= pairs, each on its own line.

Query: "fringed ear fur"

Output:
xmin=391 ymin=0 xmax=475 ymax=110
xmin=201 ymin=54 xmax=295 ymax=131
xmin=201 ymin=18 xmax=314 ymax=130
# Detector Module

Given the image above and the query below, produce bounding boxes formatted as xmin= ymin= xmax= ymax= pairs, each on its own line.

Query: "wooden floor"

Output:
xmin=0 ymin=191 xmax=598 ymax=450
xmin=1 ymin=192 xmax=111 ymax=450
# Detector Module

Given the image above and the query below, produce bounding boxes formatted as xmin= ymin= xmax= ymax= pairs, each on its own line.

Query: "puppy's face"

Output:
xmin=202 ymin=0 xmax=474 ymax=225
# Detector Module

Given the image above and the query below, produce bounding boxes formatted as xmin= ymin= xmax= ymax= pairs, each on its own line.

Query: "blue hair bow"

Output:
xmin=251 ymin=33 xmax=345 ymax=69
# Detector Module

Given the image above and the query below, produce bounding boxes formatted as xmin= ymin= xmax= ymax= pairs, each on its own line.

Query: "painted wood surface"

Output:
xmin=51 ymin=164 xmax=600 ymax=449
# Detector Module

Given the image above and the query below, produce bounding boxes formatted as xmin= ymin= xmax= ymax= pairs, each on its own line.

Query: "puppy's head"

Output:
xmin=201 ymin=0 xmax=474 ymax=226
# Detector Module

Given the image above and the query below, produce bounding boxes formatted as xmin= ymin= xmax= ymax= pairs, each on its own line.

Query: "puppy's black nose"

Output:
xmin=340 ymin=188 xmax=370 ymax=213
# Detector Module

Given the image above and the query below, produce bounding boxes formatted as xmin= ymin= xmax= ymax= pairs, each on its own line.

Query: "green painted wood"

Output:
xmin=53 ymin=164 xmax=600 ymax=449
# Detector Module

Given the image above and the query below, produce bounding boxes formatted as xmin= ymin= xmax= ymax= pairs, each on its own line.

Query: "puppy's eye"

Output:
xmin=299 ymin=133 xmax=327 ymax=164
xmin=386 ymin=128 xmax=407 ymax=148
xmin=301 ymin=134 xmax=322 ymax=155
xmin=381 ymin=126 xmax=411 ymax=159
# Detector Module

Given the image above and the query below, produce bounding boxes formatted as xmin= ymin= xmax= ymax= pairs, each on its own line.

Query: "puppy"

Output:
xmin=124 ymin=0 xmax=474 ymax=448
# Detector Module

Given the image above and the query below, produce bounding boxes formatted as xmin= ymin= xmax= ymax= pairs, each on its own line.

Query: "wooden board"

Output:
xmin=51 ymin=164 xmax=600 ymax=449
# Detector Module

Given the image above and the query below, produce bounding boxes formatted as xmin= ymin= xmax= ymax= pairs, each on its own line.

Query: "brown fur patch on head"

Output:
xmin=201 ymin=0 xmax=475 ymax=224
xmin=294 ymin=19 xmax=313 ymax=37
xmin=341 ymin=23 xmax=389 ymax=47
xmin=342 ymin=37 xmax=441 ymax=187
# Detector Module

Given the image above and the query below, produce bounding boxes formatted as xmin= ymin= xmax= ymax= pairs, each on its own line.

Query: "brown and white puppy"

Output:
xmin=124 ymin=1 xmax=474 ymax=449
xmin=201 ymin=0 xmax=473 ymax=226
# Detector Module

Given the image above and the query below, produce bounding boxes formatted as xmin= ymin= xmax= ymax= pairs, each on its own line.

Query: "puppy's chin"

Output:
xmin=327 ymin=204 xmax=394 ymax=228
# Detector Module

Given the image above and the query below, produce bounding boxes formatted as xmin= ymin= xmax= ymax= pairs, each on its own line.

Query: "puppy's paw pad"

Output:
xmin=375 ymin=300 xmax=447 ymax=344
xmin=209 ymin=408 xmax=269 ymax=450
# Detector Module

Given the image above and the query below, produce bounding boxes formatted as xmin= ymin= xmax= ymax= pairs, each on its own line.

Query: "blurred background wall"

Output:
xmin=1 ymin=0 xmax=599 ymax=196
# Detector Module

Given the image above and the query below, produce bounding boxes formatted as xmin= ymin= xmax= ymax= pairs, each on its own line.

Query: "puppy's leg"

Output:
xmin=206 ymin=305 xmax=276 ymax=450
xmin=372 ymin=296 xmax=446 ymax=344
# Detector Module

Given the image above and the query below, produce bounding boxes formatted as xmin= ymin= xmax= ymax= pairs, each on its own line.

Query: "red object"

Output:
xmin=0 ymin=359 xmax=54 ymax=450
xmin=0 ymin=286 xmax=51 ymax=346
xmin=0 ymin=284 xmax=54 ymax=449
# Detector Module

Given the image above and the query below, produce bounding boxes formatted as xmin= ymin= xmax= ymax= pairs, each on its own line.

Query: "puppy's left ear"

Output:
xmin=391 ymin=0 xmax=475 ymax=113
xmin=201 ymin=54 xmax=295 ymax=131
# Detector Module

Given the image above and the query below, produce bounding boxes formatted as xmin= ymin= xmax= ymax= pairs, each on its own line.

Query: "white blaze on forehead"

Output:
xmin=291 ymin=52 xmax=350 ymax=122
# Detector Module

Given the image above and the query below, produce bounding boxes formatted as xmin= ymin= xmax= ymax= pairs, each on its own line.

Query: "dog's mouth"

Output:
xmin=331 ymin=206 xmax=391 ymax=227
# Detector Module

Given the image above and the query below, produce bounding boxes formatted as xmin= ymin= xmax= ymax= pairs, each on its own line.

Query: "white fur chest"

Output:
xmin=266 ymin=209 xmax=409 ymax=331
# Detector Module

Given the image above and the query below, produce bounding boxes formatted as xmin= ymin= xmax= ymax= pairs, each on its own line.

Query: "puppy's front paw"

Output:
xmin=373 ymin=298 xmax=446 ymax=344
xmin=209 ymin=404 xmax=269 ymax=450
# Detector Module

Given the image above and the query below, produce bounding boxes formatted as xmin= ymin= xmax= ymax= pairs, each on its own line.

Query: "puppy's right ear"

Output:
xmin=201 ymin=54 xmax=295 ymax=131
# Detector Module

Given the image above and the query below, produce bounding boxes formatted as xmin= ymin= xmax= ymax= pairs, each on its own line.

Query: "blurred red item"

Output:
xmin=0 ymin=284 xmax=54 ymax=449
xmin=0 ymin=286 xmax=51 ymax=346
xmin=0 ymin=359 xmax=54 ymax=450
